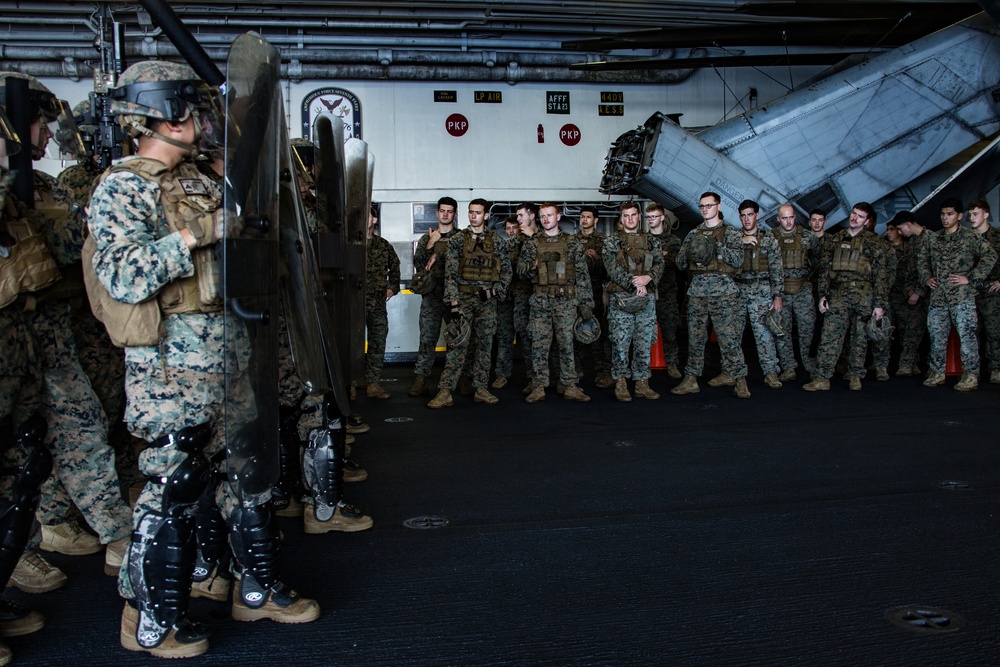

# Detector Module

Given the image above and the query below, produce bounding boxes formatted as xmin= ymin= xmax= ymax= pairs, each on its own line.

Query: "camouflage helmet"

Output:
xmin=762 ymin=308 xmax=786 ymax=338
xmin=573 ymin=314 xmax=602 ymax=344
xmin=444 ymin=311 xmax=471 ymax=348
xmin=689 ymin=232 xmax=716 ymax=266
xmin=0 ymin=72 xmax=59 ymax=121
xmin=72 ymin=98 xmax=97 ymax=135
xmin=409 ymin=270 xmax=436 ymax=295
xmin=865 ymin=312 xmax=894 ymax=343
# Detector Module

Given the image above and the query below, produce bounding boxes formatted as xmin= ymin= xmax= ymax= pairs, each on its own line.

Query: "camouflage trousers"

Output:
xmin=27 ymin=303 xmax=131 ymax=544
xmin=736 ymin=280 xmax=780 ymax=375
xmin=927 ymin=299 xmax=979 ymax=375
xmin=414 ymin=289 xmax=446 ymax=377
xmin=872 ymin=291 xmax=910 ymax=369
xmin=813 ymin=286 xmax=873 ymax=379
xmin=494 ymin=298 xmax=516 ymax=379
xmin=776 ymin=288 xmax=816 ymax=373
xmin=898 ymin=297 xmax=928 ymax=367
xmin=976 ymin=292 xmax=1000 ymax=372
xmin=439 ymin=294 xmax=498 ymax=390
xmin=277 ymin=307 xmax=304 ymax=408
xmin=654 ymin=291 xmax=682 ymax=366
xmin=608 ymin=293 xmax=656 ymax=381
xmin=528 ymin=293 xmax=578 ymax=387
xmin=365 ymin=302 xmax=389 ymax=384
xmin=117 ymin=361 xmax=254 ymax=598
xmin=513 ymin=289 xmax=534 ymax=383
xmin=576 ymin=289 xmax=611 ymax=378
xmin=685 ymin=291 xmax=747 ymax=379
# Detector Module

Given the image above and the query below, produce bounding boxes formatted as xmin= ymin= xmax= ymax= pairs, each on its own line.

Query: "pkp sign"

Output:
xmin=446 ymin=113 xmax=469 ymax=137
xmin=559 ymin=124 xmax=581 ymax=146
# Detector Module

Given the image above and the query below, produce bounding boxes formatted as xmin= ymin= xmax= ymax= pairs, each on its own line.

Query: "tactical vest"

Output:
xmin=459 ymin=230 xmax=501 ymax=282
xmin=687 ymin=225 xmax=734 ymax=275
xmin=739 ymin=229 xmax=770 ymax=274
xmin=773 ymin=227 xmax=807 ymax=270
xmin=83 ymin=157 xmax=222 ymax=347
xmin=0 ymin=196 xmax=61 ymax=309
xmin=430 ymin=232 xmax=451 ymax=279
xmin=609 ymin=231 xmax=652 ymax=292
xmin=534 ymin=232 xmax=576 ymax=297
xmin=33 ymin=184 xmax=85 ymax=302
xmin=830 ymin=232 xmax=872 ymax=279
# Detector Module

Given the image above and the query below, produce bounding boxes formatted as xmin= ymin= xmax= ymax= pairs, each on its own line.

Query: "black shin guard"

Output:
xmin=229 ymin=502 xmax=281 ymax=608
xmin=272 ymin=406 xmax=304 ymax=512
xmin=0 ymin=414 xmax=52 ymax=586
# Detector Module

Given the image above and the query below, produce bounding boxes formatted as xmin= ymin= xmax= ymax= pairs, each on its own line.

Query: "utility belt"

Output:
xmin=832 ymin=278 xmax=871 ymax=295
xmin=458 ymin=284 xmax=497 ymax=301
xmin=783 ymin=277 xmax=807 ymax=295
xmin=734 ymin=274 xmax=767 ymax=285
xmin=533 ymin=284 xmax=576 ymax=298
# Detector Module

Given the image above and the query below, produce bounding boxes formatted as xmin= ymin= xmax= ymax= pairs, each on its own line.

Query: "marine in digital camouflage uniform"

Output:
xmin=492 ymin=216 xmax=522 ymax=388
xmin=646 ymin=203 xmax=683 ymax=379
xmin=427 ymin=199 xmax=511 ymax=407
xmin=895 ymin=213 xmax=934 ymax=375
xmin=573 ymin=206 xmax=611 ymax=386
xmin=0 ymin=124 xmax=52 ymax=661
xmin=772 ymin=204 xmax=821 ymax=380
xmin=804 ymin=202 xmax=891 ymax=391
xmin=365 ymin=207 xmax=401 ymax=397
xmin=12 ymin=85 xmax=132 ymax=568
xmin=602 ymin=202 xmax=664 ymax=401
xmin=672 ymin=192 xmax=750 ymax=398
xmin=734 ymin=200 xmax=784 ymax=388
xmin=517 ymin=203 xmax=593 ymax=403
xmin=871 ymin=216 xmax=910 ymax=378
xmin=968 ymin=200 xmax=1000 ymax=383
xmin=918 ymin=198 xmax=996 ymax=390
xmin=513 ymin=203 xmax=541 ymax=389
xmin=408 ymin=197 xmax=458 ymax=396
xmin=89 ymin=60 xmax=317 ymax=658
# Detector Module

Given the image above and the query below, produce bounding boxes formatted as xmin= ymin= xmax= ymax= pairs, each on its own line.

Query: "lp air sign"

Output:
xmin=559 ymin=124 xmax=581 ymax=146
xmin=446 ymin=113 xmax=468 ymax=137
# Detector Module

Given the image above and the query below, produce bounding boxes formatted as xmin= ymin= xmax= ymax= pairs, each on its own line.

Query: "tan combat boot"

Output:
xmin=954 ymin=372 xmax=978 ymax=392
xmin=366 ymin=383 xmax=390 ymax=399
xmin=802 ymin=377 xmax=831 ymax=391
xmin=525 ymin=386 xmax=546 ymax=403
xmin=763 ymin=372 xmax=782 ymax=389
xmin=875 ymin=367 xmax=889 ymax=381
xmin=923 ymin=372 xmax=946 ymax=387
xmin=9 ymin=552 xmax=66 ymax=594
xmin=191 ymin=565 xmax=231 ymax=602
xmin=303 ymin=502 xmax=373 ymax=533
xmin=120 ymin=603 xmax=209 ymax=658
xmin=0 ymin=599 xmax=44 ymax=637
xmin=594 ymin=373 xmax=614 ymax=388
xmin=670 ymin=375 xmax=700 ymax=395
xmin=666 ymin=366 xmax=682 ymax=380
xmin=707 ymin=371 xmax=736 ymax=387
xmin=614 ymin=378 xmax=632 ymax=402
xmin=778 ymin=368 xmax=796 ymax=382
xmin=634 ymin=380 xmax=660 ymax=400
xmin=104 ymin=536 xmax=129 ymax=576
xmin=895 ymin=364 xmax=915 ymax=376
xmin=40 ymin=521 xmax=101 ymax=556
xmin=990 ymin=369 xmax=1000 ymax=384
xmin=848 ymin=377 xmax=862 ymax=391
xmin=407 ymin=375 xmax=428 ymax=397
xmin=491 ymin=376 xmax=508 ymax=390
xmin=562 ymin=385 xmax=591 ymax=402
xmin=474 ymin=387 xmax=500 ymax=404
xmin=733 ymin=377 xmax=751 ymax=399
xmin=230 ymin=577 xmax=321 ymax=624
xmin=427 ymin=388 xmax=453 ymax=409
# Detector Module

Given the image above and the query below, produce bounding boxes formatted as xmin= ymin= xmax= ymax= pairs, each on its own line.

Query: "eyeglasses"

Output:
xmin=698 ymin=203 xmax=718 ymax=210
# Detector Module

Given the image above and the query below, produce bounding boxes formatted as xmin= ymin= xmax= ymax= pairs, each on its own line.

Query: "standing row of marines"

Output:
xmin=396 ymin=192 xmax=998 ymax=405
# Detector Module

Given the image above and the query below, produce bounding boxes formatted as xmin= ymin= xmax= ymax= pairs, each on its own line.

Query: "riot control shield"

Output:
xmin=343 ymin=137 xmax=372 ymax=386
xmin=311 ymin=115 xmax=354 ymax=395
xmin=222 ymin=32 xmax=282 ymax=504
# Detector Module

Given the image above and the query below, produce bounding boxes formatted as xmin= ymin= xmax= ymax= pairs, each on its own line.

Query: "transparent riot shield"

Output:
xmin=222 ymin=32 xmax=281 ymax=504
xmin=343 ymin=137 xmax=372 ymax=386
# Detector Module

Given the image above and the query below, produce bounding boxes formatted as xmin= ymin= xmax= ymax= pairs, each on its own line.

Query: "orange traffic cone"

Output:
xmin=651 ymin=323 xmax=666 ymax=370
xmin=945 ymin=327 xmax=963 ymax=376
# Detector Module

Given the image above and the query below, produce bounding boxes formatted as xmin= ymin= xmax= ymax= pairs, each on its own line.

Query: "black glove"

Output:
xmin=578 ymin=305 xmax=593 ymax=321
xmin=446 ymin=304 xmax=461 ymax=322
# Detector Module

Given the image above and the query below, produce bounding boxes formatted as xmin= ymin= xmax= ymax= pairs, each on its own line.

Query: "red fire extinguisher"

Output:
xmin=537 ymin=124 xmax=544 ymax=143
